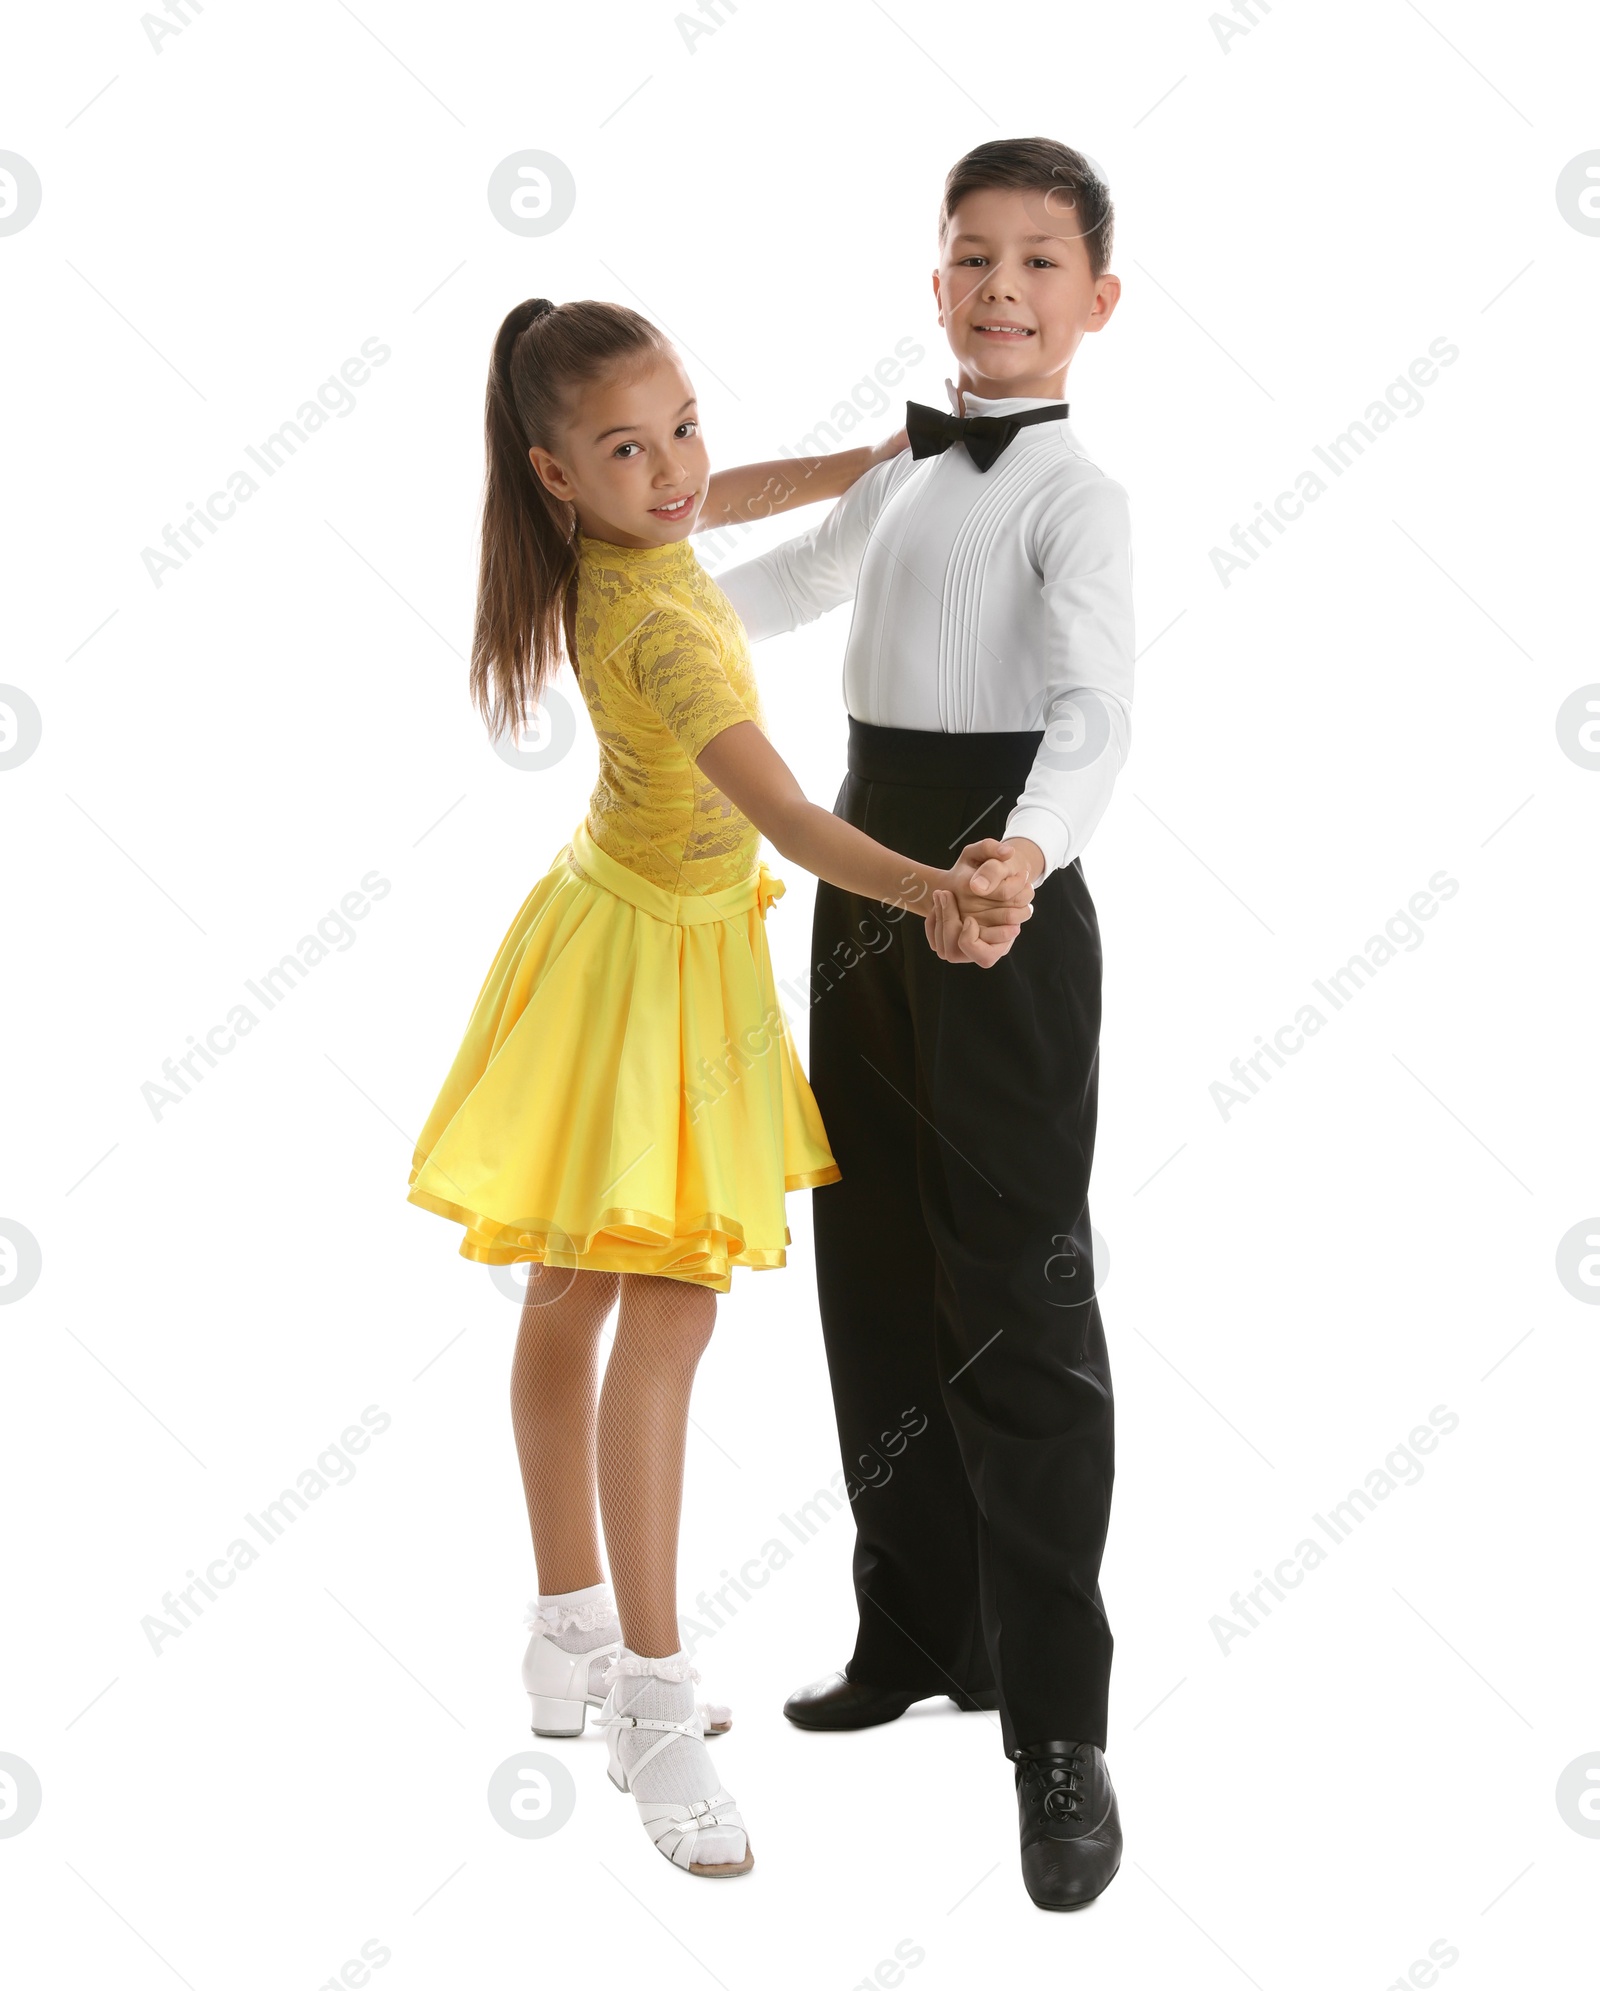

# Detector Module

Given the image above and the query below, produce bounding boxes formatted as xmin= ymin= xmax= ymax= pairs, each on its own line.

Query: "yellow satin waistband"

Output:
xmin=566 ymin=820 xmax=786 ymax=926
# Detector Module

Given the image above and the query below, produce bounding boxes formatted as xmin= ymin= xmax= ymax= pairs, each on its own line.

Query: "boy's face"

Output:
xmin=933 ymin=184 xmax=1120 ymax=401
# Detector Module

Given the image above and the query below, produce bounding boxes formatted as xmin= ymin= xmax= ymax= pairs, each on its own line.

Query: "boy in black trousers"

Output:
xmin=721 ymin=137 xmax=1132 ymax=1909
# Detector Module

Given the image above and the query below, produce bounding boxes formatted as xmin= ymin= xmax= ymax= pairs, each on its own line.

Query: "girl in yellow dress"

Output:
xmin=406 ymin=298 xmax=1031 ymax=1879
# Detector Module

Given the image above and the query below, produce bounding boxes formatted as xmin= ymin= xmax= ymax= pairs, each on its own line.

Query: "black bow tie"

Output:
xmin=905 ymin=399 xmax=1070 ymax=473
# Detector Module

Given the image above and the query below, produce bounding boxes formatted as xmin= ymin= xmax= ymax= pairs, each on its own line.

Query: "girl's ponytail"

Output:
xmin=472 ymin=298 xmax=571 ymax=739
xmin=471 ymin=296 xmax=665 ymax=740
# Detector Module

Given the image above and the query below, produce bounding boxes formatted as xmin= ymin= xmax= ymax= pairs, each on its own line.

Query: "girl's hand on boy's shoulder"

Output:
xmin=865 ymin=426 xmax=909 ymax=470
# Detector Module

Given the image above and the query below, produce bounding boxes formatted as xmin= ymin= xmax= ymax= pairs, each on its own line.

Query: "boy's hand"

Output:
xmin=957 ymin=836 xmax=1044 ymax=904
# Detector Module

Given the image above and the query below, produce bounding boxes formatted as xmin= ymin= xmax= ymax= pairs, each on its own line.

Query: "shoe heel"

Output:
xmin=529 ymin=1694 xmax=586 ymax=1737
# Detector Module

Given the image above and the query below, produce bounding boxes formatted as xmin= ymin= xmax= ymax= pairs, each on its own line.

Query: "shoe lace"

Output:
xmin=1015 ymin=1743 xmax=1089 ymax=1821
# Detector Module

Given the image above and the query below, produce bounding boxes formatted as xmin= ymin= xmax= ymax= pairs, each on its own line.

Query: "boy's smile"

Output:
xmin=933 ymin=184 xmax=1121 ymax=404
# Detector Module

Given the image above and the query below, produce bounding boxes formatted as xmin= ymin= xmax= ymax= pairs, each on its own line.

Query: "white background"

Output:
xmin=2 ymin=1 xmax=1597 ymax=1985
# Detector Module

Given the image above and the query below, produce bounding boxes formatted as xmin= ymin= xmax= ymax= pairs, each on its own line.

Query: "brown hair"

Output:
xmin=939 ymin=138 xmax=1114 ymax=279
xmin=472 ymin=297 xmax=667 ymax=738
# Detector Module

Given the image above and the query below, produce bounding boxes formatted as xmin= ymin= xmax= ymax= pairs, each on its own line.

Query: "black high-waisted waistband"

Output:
xmin=846 ymin=716 xmax=1044 ymax=790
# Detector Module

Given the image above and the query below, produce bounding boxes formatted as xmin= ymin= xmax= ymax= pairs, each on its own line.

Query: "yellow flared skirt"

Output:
xmin=406 ymin=822 xmax=840 ymax=1292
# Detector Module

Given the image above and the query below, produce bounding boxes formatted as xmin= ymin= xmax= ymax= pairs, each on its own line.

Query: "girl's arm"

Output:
xmin=698 ymin=429 xmax=907 ymax=533
xmin=697 ymin=722 xmax=1033 ymax=967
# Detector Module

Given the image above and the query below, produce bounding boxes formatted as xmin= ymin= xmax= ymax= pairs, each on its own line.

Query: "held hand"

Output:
xmin=923 ymin=863 xmax=1033 ymax=968
xmin=925 ymin=889 xmax=1026 ymax=966
xmin=952 ymin=836 xmax=1043 ymax=908
xmin=924 ymin=839 xmax=1043 ymax=967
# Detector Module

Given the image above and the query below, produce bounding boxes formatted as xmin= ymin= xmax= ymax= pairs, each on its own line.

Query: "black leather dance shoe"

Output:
xmin=782 ymin=1670 xmax=999 ymax=1730
xmin=1014 ymin=1740 xmax=1122 ymax=1909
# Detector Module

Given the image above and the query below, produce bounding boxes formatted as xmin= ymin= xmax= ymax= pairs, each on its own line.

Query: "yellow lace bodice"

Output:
xmin=571 ymin=533 xmax=765 ymax=897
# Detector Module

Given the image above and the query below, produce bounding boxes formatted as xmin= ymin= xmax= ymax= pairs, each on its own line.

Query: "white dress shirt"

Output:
xmin=717 ymin=389 xmax=1135 ymax=875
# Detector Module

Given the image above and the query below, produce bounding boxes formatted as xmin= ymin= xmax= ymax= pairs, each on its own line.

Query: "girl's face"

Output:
xmin=529 ymin=348 xmax=710 ymax=548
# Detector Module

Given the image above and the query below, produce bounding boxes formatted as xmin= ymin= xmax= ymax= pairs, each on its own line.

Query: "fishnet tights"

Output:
xmin=510 ymin=1266 xmax=716 ymax=1658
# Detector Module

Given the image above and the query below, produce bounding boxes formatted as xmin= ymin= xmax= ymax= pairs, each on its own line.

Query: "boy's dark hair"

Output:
xmin=939 ymin=138 xmax=1114 ymax=278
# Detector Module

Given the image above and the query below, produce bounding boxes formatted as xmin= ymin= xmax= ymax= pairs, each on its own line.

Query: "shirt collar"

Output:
xmin=944 ymin=377 xmax=1070 ymax=420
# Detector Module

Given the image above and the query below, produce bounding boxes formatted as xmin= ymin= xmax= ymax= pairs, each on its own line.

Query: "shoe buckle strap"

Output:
xmin=644 ymin=1792 xmax=737 ymax=1833
xmin=605 ymin=1708 xmax=703 ymax=1783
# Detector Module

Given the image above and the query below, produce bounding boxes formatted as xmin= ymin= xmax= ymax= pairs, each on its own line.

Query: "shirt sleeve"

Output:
xmin=627 ymin=606 xmax=755 ymax=762
xmin=715 ymin=451 xmax=915 ymax=642
xmin=1004 ymin=474 xmax=1136 ymax=875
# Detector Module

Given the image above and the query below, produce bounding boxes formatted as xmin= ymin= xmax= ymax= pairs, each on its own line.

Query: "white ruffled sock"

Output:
xmin=609 ymin=1649 xmax=746 ymax=1866
xmin=529 ymin=1581 xmax=622 ymax=1700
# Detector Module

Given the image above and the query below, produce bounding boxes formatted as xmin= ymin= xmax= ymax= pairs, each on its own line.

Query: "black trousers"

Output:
xmin=808 ymin=718 xmax=1114 ymax=1754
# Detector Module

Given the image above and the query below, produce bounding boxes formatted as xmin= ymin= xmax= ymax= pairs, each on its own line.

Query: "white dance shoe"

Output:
xmin=521 ymin=1594 xmax=731 ymax=1739
xmin=522 ymin=1614 xmax=621 ymax=1737
xmin=599 ymin=1650 xmax=753 ymax=1878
